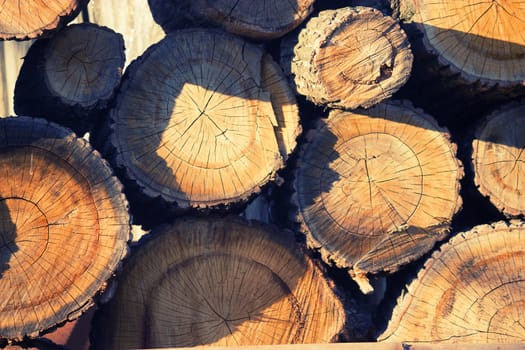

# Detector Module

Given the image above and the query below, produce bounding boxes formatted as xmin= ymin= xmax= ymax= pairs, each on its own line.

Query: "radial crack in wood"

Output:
xmin=107 ymin=28 xmax=300 ymax=209
xmin=398 ymin=0 xmax=525 ymax=86
xmin=0 ymin=0 xmax=88 ymax=40
xmin=281 ymin=6 xmax=413 ymax=109
xmin=14 ymin=23 xmax=125 ymax=135
xmin=0 ymin=116 xmax=130 ymax=340
xmin=91 ymin=216 xmax=345 ymax=349
xmin=472 ymin=100 xmax=525 ymax=217
xmin=379 ymin=220 xmax=525 ymax=343
xmin=293 ymin=100 xmax=463 ymax=293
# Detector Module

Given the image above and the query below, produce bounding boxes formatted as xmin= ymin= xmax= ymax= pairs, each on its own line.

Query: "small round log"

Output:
xmin=281 ymin=6 xmax=413 ymax=109
xmin=0 ymin=0 xmax=87 ymax=40
xmin=379 ymin=220 xmax=525 ymax=343
xmin=472 ymin=101 xmax=525 ymax=217
xmin=107 ymin=28 xmax=300 ymax=209
xmin=0 ymin=116 xmax=130 ymax=340
xmin=396 ymin=0 xmax=525 ymax=87
xmin=14 ymin=23 xmax=125 ymax=135
xmin=293 ymin=100 xmax=463 ymax=293
xmin=91 ymin=216 xmax=345 ymax=349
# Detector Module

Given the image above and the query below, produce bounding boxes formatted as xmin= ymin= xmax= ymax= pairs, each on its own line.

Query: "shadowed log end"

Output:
xmin=293 ymin=100 xmax=462 ymax=293
xmin=107 ymin=28 xmax=300 ymax=209
xmin=380 ymin=220 xmax=525 ymax=343
xmin=472 ymin=100 xmax=525 ymax=217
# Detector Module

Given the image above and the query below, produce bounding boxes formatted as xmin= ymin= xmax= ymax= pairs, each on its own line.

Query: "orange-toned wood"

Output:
xmin=92 ymin=217 xmax=345 ymax=349
xmin=0 ymin=0 xmax=87 ymax=40
xmin=380 ymin=220 xmax=525 ymax=343
xmin=0 ymin=116 xmax=130 ymax=340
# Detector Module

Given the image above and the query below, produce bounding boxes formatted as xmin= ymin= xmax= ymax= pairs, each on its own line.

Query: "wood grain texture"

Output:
xmin=108 ymin=28 xmax=300 ymax=208
xmin=398 ymin=0 xmax=525 ymax=86
xmin=293 ymin=100 xmax=463 ymax=292
xmin=380 ymin=220 xmax=525 ymax=343
xmin=472 ymin=100 xmax=525 ymax=217
xmin=0 ymin=116 xmax=130 ymax=340
xmin=281 ymin=6 xmax=413 ymax=109
xmin=92 ymin=216 xmax=345 ymax=349
xmin=0 ymin=0 xmax=88 ymax=40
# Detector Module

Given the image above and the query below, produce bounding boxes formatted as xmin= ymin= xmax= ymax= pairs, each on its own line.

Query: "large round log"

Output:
xmin=472 ymin=101 xmax=525 ymax=217
xmin=106 ymin=28 xmax=300 ymax=210
xmin=92 ymin=216 xmax=345 ymax=349
xmin=281 ymin=6 xmax=413 ymax=109
xmin=379 ymin=220 xmax=525 ymax=343
xmin=14 ymin=23 xmax=125 ymax=135
xmin=395 ymin=0 xmax=525 ymax=87
xmin=293 ymin=100 xmax=463 ymax=293
xmin=0 ymin=116 xmax=130 ymax=340
xmin=0 ymin=0 xmax=87 ymax=40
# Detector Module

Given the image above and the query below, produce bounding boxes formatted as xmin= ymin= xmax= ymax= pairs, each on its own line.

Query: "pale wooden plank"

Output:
xmin=87 ymin=0 xmax=165 ymax=68
xmin=0 ymin=40 xmax=34 ymax=116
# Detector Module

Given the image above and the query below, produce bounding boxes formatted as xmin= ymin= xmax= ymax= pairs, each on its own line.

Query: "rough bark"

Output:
xmin=393 ymin=0 xmax=525 ymax=88
xmin=293 ymin=100 xmax=463 ymax=293
xmin=87 ymin=0 xmax=165 ymax=67
xmin=0 ymin=116 xmax=130 ymax=340
xmin=280 ymin=6 xmax=413 ymax=109
xmin=380 ymin=220 xmax=525 ymax=343
xmin=14 ymin=23 xmax=125 ymax=135
xmin=91 ymin=216 xmax=345 ymax=349
xmin=472 ymin=100 xmax=525 ymax=217
xmin=106 ymin=28 xmax=300 ymax=209
xmin=0 ymin=0 xmax=87 ymax=40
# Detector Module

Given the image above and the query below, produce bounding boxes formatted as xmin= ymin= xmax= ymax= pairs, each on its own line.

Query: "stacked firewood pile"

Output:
xmin=1 ymin=0 xmax=525 ymax=348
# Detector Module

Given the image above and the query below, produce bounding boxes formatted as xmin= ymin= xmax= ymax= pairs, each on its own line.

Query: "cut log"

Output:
xmin=0 ymin=0 xmax=87 ymax=40
xmin=91 ymin=216 xmax=345 ymax=349
xmin=293 ymin=100 xmax=463 ymax=293
xmin=379 ymin=220 xmax=525 ymax=343
xmin=395 ymin=0 xmax=525 ymax=87
xmin=14 ymin=23 xmax=125 ymax=135
xmin=87 ymin=0 xmax=165 ymax=67
xmin=0 ymin=116 xmax=130 ymax=340
xmin=107 ymin=28 xmax=300 ymax=209
xmin=280 ymin=6 xmax=413 ymax=109
xmin=149 ymin=0 xmax=314 ymax=40
xmin=472 ymin=101 xmax=525 ymax=217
